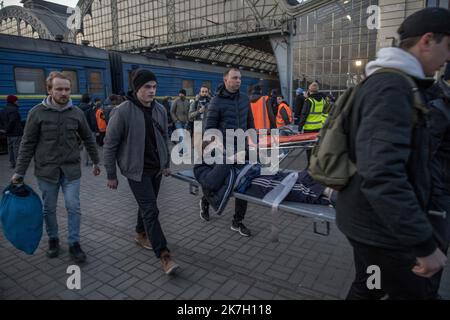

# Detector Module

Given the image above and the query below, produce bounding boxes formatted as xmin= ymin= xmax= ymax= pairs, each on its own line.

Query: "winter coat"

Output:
xmin=336 ymin=47 xmax=438 ymax=257
xmin=15 ymin=96 xmax=99 ymax=183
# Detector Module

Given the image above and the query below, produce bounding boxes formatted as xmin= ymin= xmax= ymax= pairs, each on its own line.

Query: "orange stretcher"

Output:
xmin=258 ymin=132 xmax=319 ymax=149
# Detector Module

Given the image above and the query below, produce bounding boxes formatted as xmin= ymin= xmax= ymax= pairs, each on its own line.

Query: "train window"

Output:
xmin=182 ymin=79 xmax=194 ymax=96
xmin=61 ymin=70 xmax=79 ymax=93
xmin=201 ymin=81 xmax=212 ymax=91
xmin=14 ymin=67 xmax=46 ymax=94
xmin=89 ymin=71 xmax=103 ymax=94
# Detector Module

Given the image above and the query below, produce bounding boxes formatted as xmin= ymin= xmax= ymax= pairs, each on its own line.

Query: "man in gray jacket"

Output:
xmin=11 ymin=71 xmax=100 ymax=263
xmin=104 ymin=69 xmax=178 ymax=275
xmin=170 ymin=89 xmax=190 ymax=156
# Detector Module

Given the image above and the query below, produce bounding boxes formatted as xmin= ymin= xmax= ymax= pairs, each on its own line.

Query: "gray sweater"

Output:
xmin=103 ymin=99 xmax=170 ymax=182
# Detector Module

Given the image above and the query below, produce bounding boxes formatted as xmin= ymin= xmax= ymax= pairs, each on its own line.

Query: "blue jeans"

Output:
xmin=37 ymin=174 xmax=81 ymax=245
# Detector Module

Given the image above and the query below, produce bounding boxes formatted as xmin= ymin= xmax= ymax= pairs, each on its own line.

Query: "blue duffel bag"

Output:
xmin=0 ymin=184 xmax=43 ymax=255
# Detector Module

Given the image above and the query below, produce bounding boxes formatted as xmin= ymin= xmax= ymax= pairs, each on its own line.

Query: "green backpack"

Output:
xmin=308 ymin=68 xmax=427 ymax=190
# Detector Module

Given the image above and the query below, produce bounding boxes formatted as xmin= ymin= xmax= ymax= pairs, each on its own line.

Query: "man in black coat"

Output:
xmin=337 ymin=8 xmax=450 ymax=299
xmin=199 ymin=68 xmax=255 ymax=237
xmin=4 ymin=95 xmax=23 ymax=168
xmin=427 ymin=64 xmax=450 ymax=298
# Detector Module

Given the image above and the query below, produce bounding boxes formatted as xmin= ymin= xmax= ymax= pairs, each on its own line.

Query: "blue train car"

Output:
xmin=0 ymin=34 xmax=112 ymax=120
xmin=115 ymin=51 xmax=270 ymax=99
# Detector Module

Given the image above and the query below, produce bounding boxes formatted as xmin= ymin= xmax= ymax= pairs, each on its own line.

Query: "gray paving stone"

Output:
xmin=1 ymin=156 xmax=449 ymax=300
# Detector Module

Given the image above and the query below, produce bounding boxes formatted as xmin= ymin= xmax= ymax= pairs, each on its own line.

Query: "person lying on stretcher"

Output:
xmin=193 ymin=161 xmax=337 ymax=216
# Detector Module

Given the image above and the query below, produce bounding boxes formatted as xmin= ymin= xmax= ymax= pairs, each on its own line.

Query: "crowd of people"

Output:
xmin=1 ymin=7 xmax=449 ymax=299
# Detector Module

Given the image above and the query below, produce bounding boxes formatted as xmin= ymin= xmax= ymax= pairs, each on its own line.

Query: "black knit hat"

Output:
xmin=398 ymin=7 xmax=450 ymax=41
xmin=132 ymin=69 xmax=157 ymax=92
xmin=179 ymin=89 xmax=187 ymax=95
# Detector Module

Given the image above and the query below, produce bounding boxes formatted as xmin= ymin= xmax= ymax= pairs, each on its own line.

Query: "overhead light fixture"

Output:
xmin=195 ymin=58 xmax=201 ymax=62
xmin=250 ymin=68 xmax=255 ymax=72
xmin=211 ymin=61 xmax=218 ymax=65
xmin=343 ymin=0 xmax=349 ymax=4
xmin=226 ymin=64 xmax=231 ymax=67
xmin=355 ymin=60 xmax=362 ymax=67
xmin=239 ymin=66 xmax=244 ymax=70
xmin=346 ymin=15 xmax=352 ymax=21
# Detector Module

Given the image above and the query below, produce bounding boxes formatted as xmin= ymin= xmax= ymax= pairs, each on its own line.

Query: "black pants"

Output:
xmin=128 ymin=170 xmax=168 ymax=258
xmin=346 ymin=238 xmax=441 ymax=300
xmin=202 ymin=196 xmax=247 ymax=222
xmin=303 ymin=129 xmax=319 ymax=167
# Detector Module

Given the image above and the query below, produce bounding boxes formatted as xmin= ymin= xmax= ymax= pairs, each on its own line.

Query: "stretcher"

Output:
xmin=171 ymin=169 xmax=335 ymax=238
xmin=258 ymin=132 xmax=319 ymax=149
xmin=257 ymin=132 xmax=319 ymax=168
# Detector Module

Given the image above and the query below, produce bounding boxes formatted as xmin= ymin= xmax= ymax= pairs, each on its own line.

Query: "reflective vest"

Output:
xmin=96 ymin=108 xmax=107 ymax=133
xmin=276 ymin=102 xmax=293 ymax=128
xmin=250 ymin=96 xmax=270 ymax=130
xmin=304 ymin=97 xmax=326 ymax=131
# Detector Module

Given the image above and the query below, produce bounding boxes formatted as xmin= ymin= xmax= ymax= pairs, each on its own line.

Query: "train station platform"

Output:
xmin=0 ymin=150 xmax=449 ymax=300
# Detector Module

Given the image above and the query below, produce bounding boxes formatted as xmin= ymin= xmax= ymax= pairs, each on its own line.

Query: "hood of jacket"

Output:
xmin=438 ymin=77 xmax=450 ymax=99
xmin=215 ymin=83 xmax=240 ymax=100
xmin=126 ymin=90 xmax=155 ymax=111
xmin=366 ymin=47 xmax=428 ymax=79
xmin=307 ymin=92 xmax=324 ymax=101
xmin=250 ymin=94 xmax=266 ymax=103
xmin=4 ymin=102 xmax=18 ymax=112
xmin=41 ymin=96 xmax=73 ymax=112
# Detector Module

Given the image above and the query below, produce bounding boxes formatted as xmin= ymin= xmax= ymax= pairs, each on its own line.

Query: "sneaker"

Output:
xmin=160 ymin=251 xmax=179 ymax=275
xmin=134 ymin=232 xmax=152 ymax=250
xmin=231 ymin=220 xmax=252 ymax=237
xmin=199 ymin=198 xmax=210 ymax=222
xmin=46 ymin=238 xmax=60 ymax=258
xmin=69 ymin=242 xmax=86 ymax=263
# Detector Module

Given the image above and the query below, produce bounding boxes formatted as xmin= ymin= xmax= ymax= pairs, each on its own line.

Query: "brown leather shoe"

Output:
xmin=134 ymin=232 xmax=152 ymax=250
xmin=160 ymin=251 xmax=179 ymax=275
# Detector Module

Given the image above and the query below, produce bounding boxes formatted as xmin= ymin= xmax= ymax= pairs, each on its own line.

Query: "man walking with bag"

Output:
xmin=11 ymin=72 xmax=100 ymax=263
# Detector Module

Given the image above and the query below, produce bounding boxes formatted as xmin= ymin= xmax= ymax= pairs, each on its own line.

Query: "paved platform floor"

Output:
xmin=0 ymin=149 xmax=449 ymax=300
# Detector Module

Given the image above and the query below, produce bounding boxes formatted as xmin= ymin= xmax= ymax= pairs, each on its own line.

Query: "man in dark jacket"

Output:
xmin=427 ymin=64 xmax=450 ymax=298
xmin=294 ymin=88 xmax=305 ymax=125
xmin=104 ymin=69 xmax=178 ymax=275
xmin=336 ymin=8 xmax=450 ymax=300
xmin=199 ymin=68 xmax=255 ymax=237
xmin=4 ymin=95 xmax=23 ymax=168
xmin=11 ymin=72 xmax=100 ymax=263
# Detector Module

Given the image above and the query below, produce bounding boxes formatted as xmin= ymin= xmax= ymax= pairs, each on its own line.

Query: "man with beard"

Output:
xmin=189 ymin=86 xmax=211 ymax=162
xmin=11 ymin=71 xmax=101 ymax=263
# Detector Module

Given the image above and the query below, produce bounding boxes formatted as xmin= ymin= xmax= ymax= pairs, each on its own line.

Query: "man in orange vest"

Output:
xmin=275 ymin=95 xmax=293 ymax=128
xmin=94 ymin=98 xmax=107 ymax=146
xmin=249 ymin=85 xmax=275 ymax=131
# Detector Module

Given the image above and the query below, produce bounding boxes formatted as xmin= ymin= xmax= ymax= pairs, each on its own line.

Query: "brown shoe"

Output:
xmin=160 ymin=251 xmax=179 ymax=275
xmin=134 ymin=232 xmax=152 ymax=250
